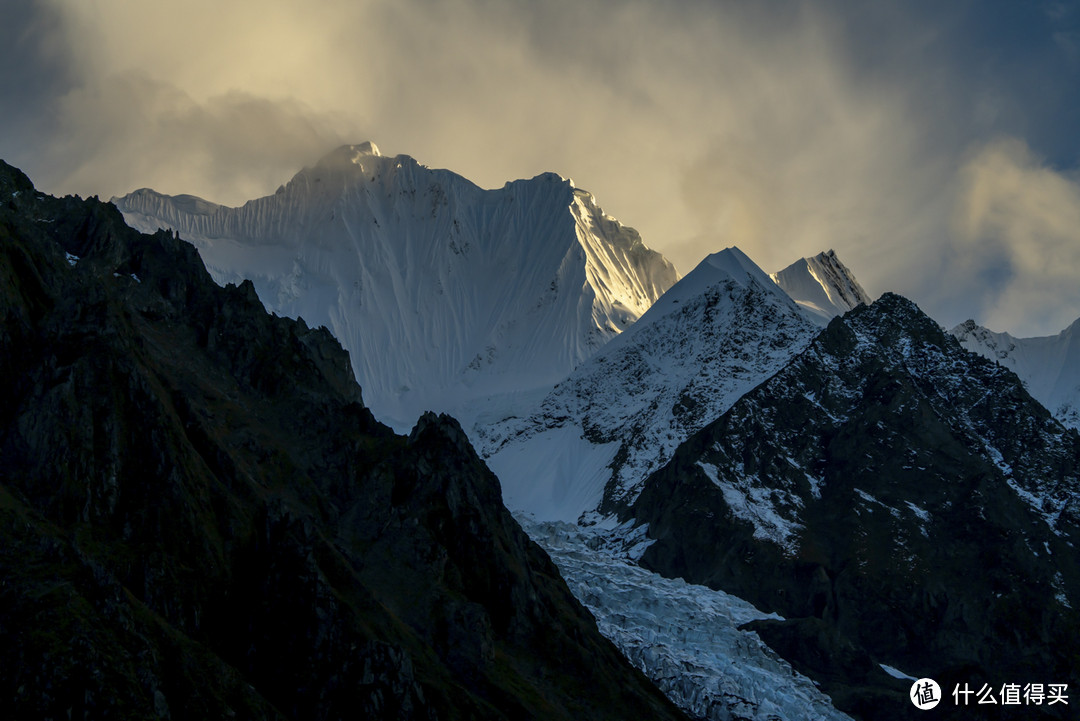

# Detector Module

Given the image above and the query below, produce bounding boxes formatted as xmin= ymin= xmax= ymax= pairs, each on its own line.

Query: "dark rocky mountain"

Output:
xmin=627 ymin=293 xmax=1080 ymax=720
xmin=0 ymin=161 xmax=686 ymax=721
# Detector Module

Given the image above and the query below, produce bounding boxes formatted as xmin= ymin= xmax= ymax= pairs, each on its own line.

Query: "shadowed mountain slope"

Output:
xmin=0 ymin=161 xmax=685 ymax=721
xmin=629 ymin=294 xmax=1080 ymax=720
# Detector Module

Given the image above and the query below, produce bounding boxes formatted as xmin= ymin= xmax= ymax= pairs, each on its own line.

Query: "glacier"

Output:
xmin=520 ymin=516 xmax=853 ymax=721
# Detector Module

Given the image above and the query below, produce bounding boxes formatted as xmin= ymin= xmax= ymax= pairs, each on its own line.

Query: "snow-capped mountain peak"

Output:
xmin=475 ymin=245 xmax=818 ymax=522
xmin=706 ymin=245 xmax=773 ymax=281
xmin=952 ymin=316 xmax=1080 ymax=430
xmin=113 ymin=144 xmax=677 ymax=429
xmin=349 ymin=140 xmax=380 ymax=157
xmin=770 ymin=249 xmax=872 ymax=326
xmin=629 ymin=292 xmax=1080 ymax=719
xmin=599 ymin=246 xmax=799 ymax=352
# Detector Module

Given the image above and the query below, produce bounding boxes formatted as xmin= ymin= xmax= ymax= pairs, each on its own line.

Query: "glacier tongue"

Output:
xmin=113 ymin=144 xmax=677 ymax=430
xmin=520 ymin=516 xmax=853 ymax=721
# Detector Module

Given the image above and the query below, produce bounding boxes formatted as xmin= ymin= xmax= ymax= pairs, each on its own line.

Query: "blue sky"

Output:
xmin=3 ymin=0 xmax=1080 ymax=335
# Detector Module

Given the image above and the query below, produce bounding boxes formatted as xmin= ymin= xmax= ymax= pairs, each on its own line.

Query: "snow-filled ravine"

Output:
xmin=518 ymin=516 xmax=852 ymax=721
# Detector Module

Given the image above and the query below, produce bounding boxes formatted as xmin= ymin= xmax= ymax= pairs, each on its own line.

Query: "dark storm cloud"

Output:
xmin=42 ymin=77 xmax=347 ymax=204
xmin=0 ymin=0 xmax=76 ymax=160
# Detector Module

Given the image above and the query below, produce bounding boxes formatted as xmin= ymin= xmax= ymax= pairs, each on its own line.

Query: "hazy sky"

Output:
xmin=4 ymin=0 xmax=1080 ymax=335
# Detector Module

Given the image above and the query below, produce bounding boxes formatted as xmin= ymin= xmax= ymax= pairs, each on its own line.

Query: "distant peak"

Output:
xmin=770 ymin=248 xmax=872 ymax=327
xmin=953 ymin=319 xmax=980 ymax=335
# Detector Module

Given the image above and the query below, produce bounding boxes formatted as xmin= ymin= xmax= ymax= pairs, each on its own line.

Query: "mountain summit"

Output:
xmin=114 ymin=144 xmax=677 ymax=429
xmin=476 ymin=246 xmax=818 ymax=521
xmin=771 ymin=249 xmax=872 ymax=325
xmin=629 ymin=293 xmax=1080 ymax=719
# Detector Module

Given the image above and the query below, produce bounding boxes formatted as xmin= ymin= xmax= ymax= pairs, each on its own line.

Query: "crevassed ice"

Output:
xmin=519 ymin=516 xmax=853 ymax=721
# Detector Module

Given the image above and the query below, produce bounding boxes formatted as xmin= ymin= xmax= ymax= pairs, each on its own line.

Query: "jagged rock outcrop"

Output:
xmin=0 ymin=161 xmax=686 ymax=721
xmin=628 ymin=294 xmax=1080 ymax=720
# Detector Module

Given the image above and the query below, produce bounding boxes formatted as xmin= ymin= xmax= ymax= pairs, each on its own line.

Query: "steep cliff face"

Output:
xmin=628 ymin=294 xmax=1080 ymax=720
xmin=0 ymin=161 xmax=685 ymax=721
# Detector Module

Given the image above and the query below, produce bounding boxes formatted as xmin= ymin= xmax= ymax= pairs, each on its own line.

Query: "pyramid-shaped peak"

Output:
xmin=771 ymin=248 xmax=872 ymax=326
xmin=696 ymin=247 xmax=793 ymax=300
xmin=701 ymin=246 xmax=761 ymax=277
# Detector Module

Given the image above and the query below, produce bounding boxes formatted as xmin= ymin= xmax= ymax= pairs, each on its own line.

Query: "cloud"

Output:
xmin=2 ymin=0 xmax=1078 ymax=336
xmin=43 ymin=76 xmax=347 ymax=204
xmin=954 ymin=137 xmax=1080 ymax=334
xmin=22 ymin=1 xmax=955 ymax=231
xmin=0 ymin=0 xmax=74 ymax=148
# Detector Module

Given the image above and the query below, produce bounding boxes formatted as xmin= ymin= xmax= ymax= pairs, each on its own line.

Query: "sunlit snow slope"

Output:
xmin=952 ymin=317 xmax=1080 ymax=431
xmin=770 ymin=249 xmax=872 ymax=326
xmin=114 ymin=143 xmax=677 ymax=429
xmin=476 ymin=247 xmax=819 ymax=522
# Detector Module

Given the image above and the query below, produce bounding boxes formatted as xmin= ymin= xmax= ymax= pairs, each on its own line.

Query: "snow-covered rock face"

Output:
xmin=114 ymin=144 xmax=677 ymax=430
xmin=952 ymin=317 xmax=1080 ymax=431
xmin=475 ymin=246 xmax=818 ymax=522
xmin=770 ymin=249 xmax=872 ymax=326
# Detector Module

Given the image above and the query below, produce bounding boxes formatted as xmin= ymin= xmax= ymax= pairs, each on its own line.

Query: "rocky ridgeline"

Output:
xmin=0 ymin=161 xmax=685 ymax=721
xmin=628 ymin=294 xmax=1080 ymax=720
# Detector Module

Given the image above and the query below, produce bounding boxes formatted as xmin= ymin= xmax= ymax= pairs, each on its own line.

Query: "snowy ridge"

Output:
xmin=952 ymin=317 xmax=1080 ymax=431
xmin=519 ymin=517 xmax=853 ymax=721
xmin=114 ymin=144 xmax=677 ymax=430
xmin=475 ymin=247 xmax=818 ymax=521
xmin=770 ymin=249 xmax=872 ymax=326
xmin=659 ymin=294 xmax=1080 ymax=553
